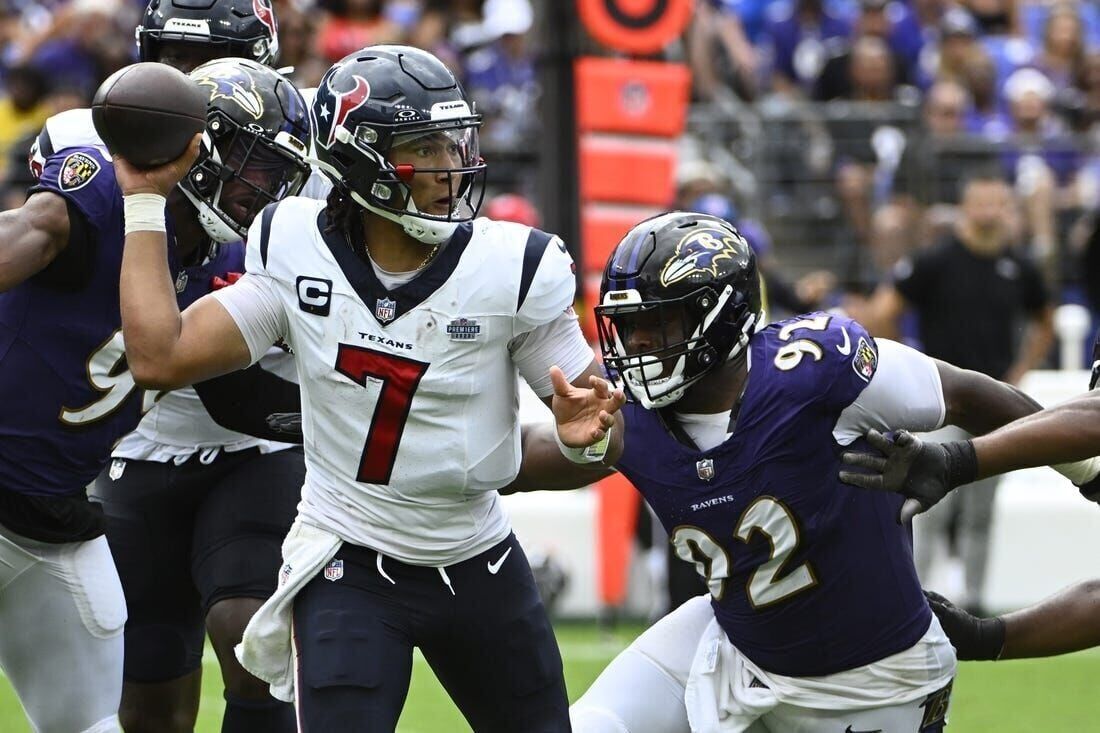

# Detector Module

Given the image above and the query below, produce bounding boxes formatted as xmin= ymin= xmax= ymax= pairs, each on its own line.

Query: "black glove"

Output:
xmin=925 ymin=590 xmax=1005 ymax=661
xmin=266 ymin=412 xmax=303 ymax=439
xmin=839 ymin=430 xmax=978 ymax=523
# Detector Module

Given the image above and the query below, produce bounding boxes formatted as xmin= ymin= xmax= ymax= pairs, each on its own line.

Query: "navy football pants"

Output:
xmin=292 ymin=533 xmax=570 ymax=732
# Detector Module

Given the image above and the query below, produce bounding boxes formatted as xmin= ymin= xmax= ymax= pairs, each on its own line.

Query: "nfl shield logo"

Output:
xmin=323 ymin=559 xmax=344 ymax=582
xmin=375 ymin=297 xmax=397 ymax=323
xmin=696 ymin=459 xmax=716 ymax=482
xmin=109 ymin=459 xmax=126 ymax=481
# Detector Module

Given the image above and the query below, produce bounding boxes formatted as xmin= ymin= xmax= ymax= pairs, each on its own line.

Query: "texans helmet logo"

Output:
xmin=193 ymin=66 xmax=264 ymax=119
xmin=252 ymin=0 xmax=277 ymax=36
xmin=318 ymin=74 xmax=371 ymax=148
xmin=659 ymin=228 xmax=746 ymax=287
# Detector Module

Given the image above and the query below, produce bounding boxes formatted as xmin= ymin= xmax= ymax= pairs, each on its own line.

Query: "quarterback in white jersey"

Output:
xmin=114 ymin=45 xmax=625 ymax=732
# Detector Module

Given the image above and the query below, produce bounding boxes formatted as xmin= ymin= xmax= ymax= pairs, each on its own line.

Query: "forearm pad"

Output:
xmin=194 ymin=364 xmax=302 ymax=443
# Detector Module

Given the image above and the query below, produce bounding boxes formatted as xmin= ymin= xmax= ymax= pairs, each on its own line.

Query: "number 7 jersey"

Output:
xmin=616 ymin=314 xmax=940 ymax=678
xmin=213 ymin=197 xmax=581 ymax=565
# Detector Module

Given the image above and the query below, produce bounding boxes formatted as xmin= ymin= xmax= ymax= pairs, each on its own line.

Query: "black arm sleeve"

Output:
xmin=193 ymin=363 xmax=303 ymax=443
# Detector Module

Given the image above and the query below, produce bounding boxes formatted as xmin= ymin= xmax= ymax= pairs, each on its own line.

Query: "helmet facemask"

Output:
xmin=181 ymin=109 xmax=310 ymax=243
xmin=320 ymin=118 xmax=487 ymax=245
xmin=597 ymin=284 xmax=758 ymax=409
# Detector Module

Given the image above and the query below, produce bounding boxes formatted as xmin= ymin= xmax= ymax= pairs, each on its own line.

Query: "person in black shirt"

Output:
xmin=858 ymin=171 xmax=1054 ymax=613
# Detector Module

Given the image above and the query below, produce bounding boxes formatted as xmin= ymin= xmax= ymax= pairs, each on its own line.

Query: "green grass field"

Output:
xmin=0 ymin=622 xmax=1096 ymax=731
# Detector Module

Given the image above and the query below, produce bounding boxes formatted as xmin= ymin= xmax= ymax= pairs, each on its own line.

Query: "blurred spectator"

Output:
xmin=928 ymin=7 xmax=982 ymax=85
xmin=484 ymin=192 xmax=540 ymax=227
xmin=277 ymin=3 xmax=327 ymax=88
xmin=1001 ymin=67 xmax=1083 ymax=279
xmin=825 ymin=36 xmax=912 ymax=243
xmin=815 ymin=8 xmax=918 ymax=102
xmin=961 ymin=45 xmax=1014 ymax=139
xmin=855 ymin=171 xmax=1054 ymax=615
xmin=463 ymin=1 xmax=537 ymax=152
xmin=0 ymin=129 xmax=36 ymax=210
xmin=1032 ymin=2 xmax=1087 ymax=93
xmin=894 ymin=79 xmax=997 ymax=218
xmin=0 ymin=63 xmax=49 ymax=175
xmin=712 ymin=0 xmax=772 ymax=45
xmin=688 ymin=0 xmax=759 ymax=102
xmin=962 ymin=0 xmax=1016 ymax=36
xmin=691 ymin=191 xmax=837 ymax=317
xmin=314 ymin=0 xmax=402 ymax=65
xmin=763 ymin=0 xmax=853 ymax=96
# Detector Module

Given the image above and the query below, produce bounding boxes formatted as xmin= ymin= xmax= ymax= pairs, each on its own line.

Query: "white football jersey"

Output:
xmin=212 ymin=196 xmax=590 ymax=565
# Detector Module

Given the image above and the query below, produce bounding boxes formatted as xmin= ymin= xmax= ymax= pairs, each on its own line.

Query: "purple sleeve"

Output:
xmin=27 ymin=147 xmax=119 ymax=230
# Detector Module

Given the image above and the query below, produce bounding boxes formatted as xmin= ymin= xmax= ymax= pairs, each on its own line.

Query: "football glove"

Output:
xmin=266 ymin=412 xmax=302 ymax=439
xmin=839 ymin=430 xmax=978 ymax=523
xmin=925 ymin=590 xmax=1005 ymax=661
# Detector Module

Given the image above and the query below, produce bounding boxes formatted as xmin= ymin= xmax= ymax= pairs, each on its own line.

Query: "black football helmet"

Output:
xmin=180 ymin=58 xmax=310 ymax=243
xmin=596 ymin=212 xmax=763 ymax=409
xmin=310 ymin=45 xmax=486 ymax=245
xmin=137 ymin=0 xmax=280 ymax=69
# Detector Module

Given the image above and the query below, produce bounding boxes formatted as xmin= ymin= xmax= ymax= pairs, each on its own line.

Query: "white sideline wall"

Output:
xmin=505 ymin=371 xmax=1100 ymax=617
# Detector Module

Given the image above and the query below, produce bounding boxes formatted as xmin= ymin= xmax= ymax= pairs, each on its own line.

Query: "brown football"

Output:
xmin=91 ymin=62 xmax=207 ymax=169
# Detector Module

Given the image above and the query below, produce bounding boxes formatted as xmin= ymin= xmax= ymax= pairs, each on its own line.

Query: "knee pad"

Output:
xmin=67 ymin=537 xmax=126 ymax=639
xmin=298 ymin=608 xmax=382 ymax=691
xmin=569 ymin=706 xmax=630 ymax=733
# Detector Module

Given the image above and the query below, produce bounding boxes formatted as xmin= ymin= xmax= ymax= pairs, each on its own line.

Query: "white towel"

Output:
xmin=234 ymin=519 xmax=342 ymax=702
xmin=684 ymin=618 xmax=779 ymax=733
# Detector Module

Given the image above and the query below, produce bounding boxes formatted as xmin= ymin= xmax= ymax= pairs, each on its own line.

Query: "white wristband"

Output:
xmin=124 ymin=193 xmax=167 ymax=235
xmin=554 ymin=425 xmax=611 ymax=464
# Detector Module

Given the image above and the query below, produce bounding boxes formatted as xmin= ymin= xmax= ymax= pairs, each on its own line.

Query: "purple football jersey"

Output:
xmin=0 ymin=146 xmax=241 ymax=498
xmin=618 ymin=313 xmax=931 ymax=677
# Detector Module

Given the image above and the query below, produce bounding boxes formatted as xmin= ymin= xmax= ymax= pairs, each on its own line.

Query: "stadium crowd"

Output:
xmin=1 ymin=0 xmax=1100 ymax=728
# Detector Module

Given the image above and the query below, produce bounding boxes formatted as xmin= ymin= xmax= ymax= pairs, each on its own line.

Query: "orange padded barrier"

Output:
xmin=579 ymin=135 xmax=677 ymax=207
xmin=576 ymin=57 xmax=691 ymax=137
xmin=596 ymin=472 xmax=641 ymax=607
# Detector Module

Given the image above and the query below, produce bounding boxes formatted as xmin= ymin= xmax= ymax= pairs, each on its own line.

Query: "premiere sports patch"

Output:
xmin=852 ymin=336 xmax=878 ymax=382
xmin=58 ymin=152 xmax=100 ymax=192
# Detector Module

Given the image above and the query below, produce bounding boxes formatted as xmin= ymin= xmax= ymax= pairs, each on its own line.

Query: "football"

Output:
xmin=91 ymin=62 xmax=207 ymax=169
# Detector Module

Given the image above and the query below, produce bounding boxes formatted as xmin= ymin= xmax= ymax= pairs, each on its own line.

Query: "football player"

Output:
xmin=0 ymin=59 xmax=308 ymax=733
xmin=517 ymin=211 xmax=1100 ymax=733
xmin=113 ymin=45 xmax=623 ymax=732
xmin=838 ymin=342 xmax=1100 ymax=664
xmin=28 ymin=2 xmax=313 ymax=731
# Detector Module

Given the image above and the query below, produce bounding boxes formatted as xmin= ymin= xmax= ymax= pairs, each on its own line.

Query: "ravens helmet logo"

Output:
xmin=659 ymin=228 xmax=747 ymax=287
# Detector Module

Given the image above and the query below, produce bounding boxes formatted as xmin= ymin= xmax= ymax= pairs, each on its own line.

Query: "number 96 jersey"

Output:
xmin=212 ymin=197 xmax=583 ymax=565
xmin=617 ymin=314 xmax=939 ymax=678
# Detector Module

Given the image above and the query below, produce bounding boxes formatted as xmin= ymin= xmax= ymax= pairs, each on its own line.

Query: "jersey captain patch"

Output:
xmin=58 ymin=151 xmax=100 ymax=191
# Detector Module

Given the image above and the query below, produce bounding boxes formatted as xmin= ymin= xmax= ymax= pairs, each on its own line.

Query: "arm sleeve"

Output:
xmin=514 ymin=231 xmax=578 ymax=336
xmin=193 ymin=362 xmax=302 ymax=443
xmin=832 ymin=338 xmax=946 ymax=445
xmin=510 ymin=309 xmax=595 ymax=398
xmin=208 ymin=273 xmax=288 ymax=365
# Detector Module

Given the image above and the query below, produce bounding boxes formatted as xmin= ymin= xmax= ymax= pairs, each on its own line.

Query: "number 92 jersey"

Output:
xmin=212 ymin=197 xmax=581 ymax=565
xmin=616 ymin=314 xmax=936 ymax=678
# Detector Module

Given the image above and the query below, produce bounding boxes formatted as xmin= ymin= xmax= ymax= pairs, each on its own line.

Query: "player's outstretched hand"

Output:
xmin=838 ymin=430 xmax=977 ymax=523
xmin=549 ymin=365 xmax=625 ymax=448
xmin=114 ymin=132 xmax=202 ymax=197
xmin=924 ymin=590 xmax=1005 ymax=661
